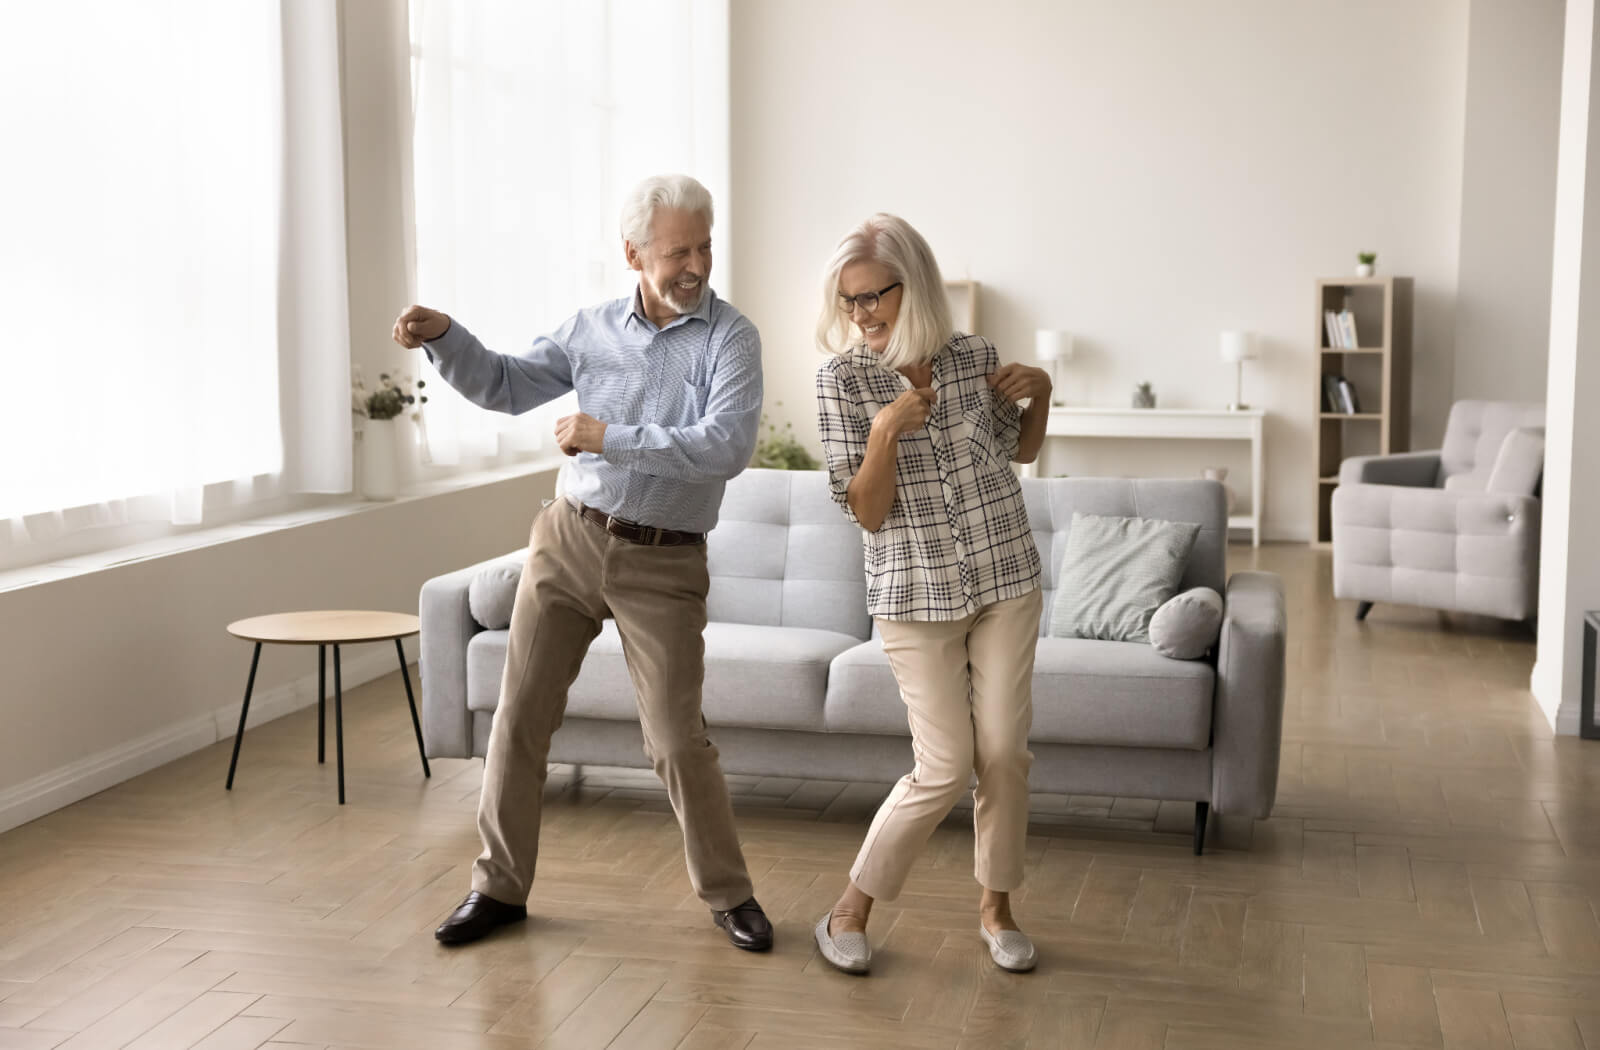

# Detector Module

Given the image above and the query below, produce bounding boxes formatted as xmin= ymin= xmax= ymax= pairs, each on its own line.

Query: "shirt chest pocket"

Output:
xmin=963 ymin=407 xmax=1003 ymax=468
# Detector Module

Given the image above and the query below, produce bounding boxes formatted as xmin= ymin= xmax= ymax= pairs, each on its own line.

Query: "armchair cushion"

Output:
xmin=1048 ymin=513 xmax=1201 ymax=643
xmin=1149 ymin=586 xmax=1224 ymax=660
xmin=1486 ymin=426 xmax=1545 ymax=496
xmin=468 ymin=558 xmax=523 ymax=630
xmin=1338 ymin=450 xmax=1442 ymax=488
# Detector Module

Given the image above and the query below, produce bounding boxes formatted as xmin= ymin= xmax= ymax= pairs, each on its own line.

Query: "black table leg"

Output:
xmin=225 ymin=643 xmax=262 ymax=790
xmin=396 ymin=639 xmax=431 ymax=778
xmin=1583 ymin=617 xmax=1598 ymax=740
xmin=1194 ymin=801 xmax=1210 ymax=856
xmin=317 ymin=644 xmax=327 ymax=764
xmin=334 ymin=644 xmax=346 ymax=804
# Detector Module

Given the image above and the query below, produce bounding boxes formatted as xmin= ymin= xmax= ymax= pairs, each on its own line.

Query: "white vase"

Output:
xmin=1203 ymin=467 xmax=1237 ymax=514
xmin=361 ymin=418 xmax=399 ymax=501
xmin=1355 ymin=262 xmax=1374 ymax=278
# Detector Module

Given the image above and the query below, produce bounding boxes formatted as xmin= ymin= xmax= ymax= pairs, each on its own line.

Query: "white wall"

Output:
xmin=1454 ymin=0 xmax=1565 ymax=403
xmin=1533 ymin=0 xmax=1600 ymax=736
xmin=731 ymin=0 xmax=1471 ymax=541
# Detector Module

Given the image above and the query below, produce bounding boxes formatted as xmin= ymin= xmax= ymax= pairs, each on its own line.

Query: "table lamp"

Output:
xmin=1219 ymin=330 xmax=1257 ymax=411
xmin=1034 ymin=329 xmax=1073 ymax=407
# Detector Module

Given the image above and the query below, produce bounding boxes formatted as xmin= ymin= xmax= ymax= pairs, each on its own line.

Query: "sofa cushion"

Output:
xmin=1048 ymin=513 xmax=1200 ymax=643
xmin=1486 ymin=426 xmax=1544 ymax=496
xmin=1149 ymin=586 xmax=1223 ymax=660
xmin=824 ymin=636 xmax=1213 ymax=749
xmin=468 ymin=555 xmax=524 ymax=630
xmin=466 ymin=620 xmax=853 ymax=732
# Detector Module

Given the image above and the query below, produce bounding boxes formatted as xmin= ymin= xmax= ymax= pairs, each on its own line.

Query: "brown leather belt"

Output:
xmin=576 ymin=502 xmax=704 ymax=547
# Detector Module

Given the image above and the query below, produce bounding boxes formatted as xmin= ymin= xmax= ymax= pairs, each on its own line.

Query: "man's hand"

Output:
xmin=871 ymin=388 xmax=937 ymax=440
xmin=555 ymin=412 xmax=608 ymax=456
xmin=392 ymin=305 xmax=451 ymax=349
xmin=987 ymin=363 xmax=1052 ymax=404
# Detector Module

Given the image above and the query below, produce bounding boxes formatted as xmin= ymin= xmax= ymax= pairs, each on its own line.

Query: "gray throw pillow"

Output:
xmin=1485 ymin=426 xmax=1545 ymax=496
xmin=468 ymin=563 xmax=522 ymax=630
xmin=1149 ymin=586 xmax=1224 ymax=659
xmin=1048 ymin=513 xmax=1202 ymax=643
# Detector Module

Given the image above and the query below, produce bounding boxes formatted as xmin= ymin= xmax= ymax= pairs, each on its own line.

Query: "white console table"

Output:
xmin=1022 ymin=407 xmax=1265 ymax=546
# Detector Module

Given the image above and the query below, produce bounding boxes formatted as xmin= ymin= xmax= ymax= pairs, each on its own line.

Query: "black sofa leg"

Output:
xmin=1356 ymin=601 xmax=1374 ymax=621
xmin=1194 ymin=802 xmax=1210 ymax=856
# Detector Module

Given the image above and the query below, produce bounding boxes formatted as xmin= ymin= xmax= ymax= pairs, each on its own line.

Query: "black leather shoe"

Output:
xmin=435 ymin=891 xmax=527 ymax=945
xmin=711 ymin=897 xmax=773 ymax=951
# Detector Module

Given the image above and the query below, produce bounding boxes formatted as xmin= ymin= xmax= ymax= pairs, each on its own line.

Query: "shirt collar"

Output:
xmin=626 ymin=284 xmax=715 ymax=333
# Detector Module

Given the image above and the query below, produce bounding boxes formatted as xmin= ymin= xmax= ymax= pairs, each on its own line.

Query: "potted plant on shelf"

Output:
xmin=1132 ymin=381 xmax=1156 ymax=409
xmin=1356 ymin=252 xmax=1377 ymax=278
xmin=352 ymin=366 xmax=427 ymax=500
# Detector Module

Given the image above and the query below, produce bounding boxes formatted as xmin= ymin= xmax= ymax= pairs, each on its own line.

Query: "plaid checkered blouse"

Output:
xmin=816 ymin=333 xmax=1042 ymax=621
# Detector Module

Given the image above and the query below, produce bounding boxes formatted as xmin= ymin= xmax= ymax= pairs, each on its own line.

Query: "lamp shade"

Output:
xmin=1218 ymin=330 xmax=1257 ymax=363
xmin=1035 ymin=329 xmax=1074 ymax=362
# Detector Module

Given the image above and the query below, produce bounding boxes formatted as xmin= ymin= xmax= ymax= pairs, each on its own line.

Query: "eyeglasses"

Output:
xmin=837 ymin=281 xmax=903 ymax=316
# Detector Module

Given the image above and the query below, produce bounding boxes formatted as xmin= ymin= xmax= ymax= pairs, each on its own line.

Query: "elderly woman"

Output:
xmin=812 ymin=213 xmax=1052 ymax=975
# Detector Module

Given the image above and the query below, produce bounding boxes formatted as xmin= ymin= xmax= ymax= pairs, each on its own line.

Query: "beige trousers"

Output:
xmin=471 ymin=498 xmax=755 ymax=911
xmin=850 ymin=587 xmax=1043 ymax=901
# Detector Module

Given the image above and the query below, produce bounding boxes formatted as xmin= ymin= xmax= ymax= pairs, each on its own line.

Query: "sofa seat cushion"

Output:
xmin=824 ymin=636 xmax=1214 ymax=749
xmin=466 ymin=621 xmax=854 ymax=732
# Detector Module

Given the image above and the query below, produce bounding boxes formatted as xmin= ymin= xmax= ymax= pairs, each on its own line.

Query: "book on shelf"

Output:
xmin=1338 ymin=309 xmax=1360 ymax=349
xmin=1337 ymin=376 xmax=1361 ymax=414
xmin=1324 ymin=310 xmax=1343 ymax=348
xmin=1322 ymin=374 xmax=1343 ymax=412
xmin=1320 ymin=374 xmax=1362 ymax=414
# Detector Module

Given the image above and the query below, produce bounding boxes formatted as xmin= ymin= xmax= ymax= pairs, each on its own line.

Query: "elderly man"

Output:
xmin=393 ymin=174 xmax=771 ymax=951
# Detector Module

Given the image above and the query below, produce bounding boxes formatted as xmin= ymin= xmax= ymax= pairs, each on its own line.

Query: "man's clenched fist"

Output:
xmin=392 ymin=305 xmax=451 ymax=349
xmin=555 ymin=412 xmax=608 ymax=456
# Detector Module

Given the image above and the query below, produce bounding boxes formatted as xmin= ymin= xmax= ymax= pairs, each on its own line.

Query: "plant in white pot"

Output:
xmin=1356 ymin=251 xmax=1377 ymax=278
xmin=352 ymin=367 xmax=427 ymax=500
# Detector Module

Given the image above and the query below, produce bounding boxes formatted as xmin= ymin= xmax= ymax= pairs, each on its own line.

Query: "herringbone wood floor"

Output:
xmin=2 ymin=544 xmax=1598 ymax=1049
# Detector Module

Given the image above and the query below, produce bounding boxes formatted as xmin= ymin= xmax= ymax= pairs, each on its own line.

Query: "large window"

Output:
xmin=0 ymin=4 xmax=284 ymax=523
xmin=407 ymin=0 xmax=730 ymax=464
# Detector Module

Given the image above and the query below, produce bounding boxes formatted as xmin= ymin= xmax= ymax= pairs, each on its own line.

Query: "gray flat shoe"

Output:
xmin=979 ymin=924 xmax=1037 ymax=972
xmin=814 ymin=912 xmax=871 ymax=975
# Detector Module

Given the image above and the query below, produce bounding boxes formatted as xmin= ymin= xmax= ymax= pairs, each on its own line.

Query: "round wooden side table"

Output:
xmin=225 ymin=610 xmax=430 ymax=804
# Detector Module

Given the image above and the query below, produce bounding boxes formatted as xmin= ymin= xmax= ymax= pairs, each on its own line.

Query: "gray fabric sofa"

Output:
xmin=420 ymin=470 xmax=1287 ymax=853
xmin=1332 ymin=400 xmax=1545 ymax=621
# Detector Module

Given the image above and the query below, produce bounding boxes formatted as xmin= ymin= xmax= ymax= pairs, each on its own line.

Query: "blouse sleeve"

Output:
xmin=815 ymin=359 xmax=868 ymax=525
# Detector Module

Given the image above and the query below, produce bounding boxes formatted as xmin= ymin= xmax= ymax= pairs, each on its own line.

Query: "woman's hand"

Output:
xmin=987 ymin=364 xmax=1052 ymax=404
xmin=871 ymin=388 xmax=937 ymax=439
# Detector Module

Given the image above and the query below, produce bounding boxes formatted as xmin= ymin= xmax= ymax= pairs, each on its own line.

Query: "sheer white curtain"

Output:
xmin=407 ymin=0 xmax=730 ymax=465
xmin=0 ymin=1 xmax=351 ymax=559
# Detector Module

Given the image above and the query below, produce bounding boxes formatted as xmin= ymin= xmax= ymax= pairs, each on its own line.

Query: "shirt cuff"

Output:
xmin=601 ymin=422 xmax=642 ymax=464
xmin=422 ymin=318 xmax=473 ymax=362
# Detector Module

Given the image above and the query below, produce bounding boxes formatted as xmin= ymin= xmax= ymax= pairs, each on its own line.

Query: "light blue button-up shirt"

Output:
xmin=423 ymin=287 xmax=763 ymax=533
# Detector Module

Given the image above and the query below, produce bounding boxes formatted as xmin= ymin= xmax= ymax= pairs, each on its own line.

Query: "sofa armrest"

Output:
xmin=1212 ymin=571 xmax=1287 ymax=819
xmin=1338 ymin=450 xmax=1442 ymax=487
xmin=419 ymin=554 xmax=514 ymax=759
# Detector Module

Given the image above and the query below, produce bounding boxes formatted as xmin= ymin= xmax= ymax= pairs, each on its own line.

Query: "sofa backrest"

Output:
xmin=1440 ymin=401 xmax=1545 ymax=486
xmin=1024 ymin=477 xmax=1228 ymax=636
xmin=707 ymin=468 xmax=871 ymax=639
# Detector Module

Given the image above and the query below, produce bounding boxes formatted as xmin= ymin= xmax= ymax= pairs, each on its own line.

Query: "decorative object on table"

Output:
xmin=750 ymin=402 xmax=820 ymax=470
xmin=352 ymin=367 xmax=428 ymax=500
xmin=1132 ymin=381 xmax=1156 ymax=409
xmin=1218 ymin=330 xmax=1258 ymax=411
xmin=1355 ymin=252 xmax=1377 ymax=278
xmin=1034 ymin=329 xmax=1074 ymax=407
xmin=1202 ymin=466 xmax=1237 ymax=514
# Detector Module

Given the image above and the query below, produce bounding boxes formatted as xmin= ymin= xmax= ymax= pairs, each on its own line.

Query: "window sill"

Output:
xmin=0 ymin=456 xmax=566 ymax=595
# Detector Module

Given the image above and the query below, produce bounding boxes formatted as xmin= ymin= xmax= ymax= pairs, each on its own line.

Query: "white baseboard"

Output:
xmin=0 ymin=645 xmax=407 ymax=834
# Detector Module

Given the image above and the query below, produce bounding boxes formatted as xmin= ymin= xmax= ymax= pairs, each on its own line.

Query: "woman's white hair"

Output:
xmin=815 ymin=213 xmax=953 ymax=371
xmin=620 ymin=174 xmax=714 ymax=248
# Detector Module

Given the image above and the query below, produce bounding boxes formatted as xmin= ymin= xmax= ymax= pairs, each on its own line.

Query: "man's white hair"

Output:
xmin=620 ymin=174 xmax=714 ymax=248
xmin=815 ymin=213 xmax=954 ymax=371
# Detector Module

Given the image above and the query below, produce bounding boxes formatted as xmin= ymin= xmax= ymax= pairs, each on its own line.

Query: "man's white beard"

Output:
xmin=659 ymin=277 xmax=704 ymax=314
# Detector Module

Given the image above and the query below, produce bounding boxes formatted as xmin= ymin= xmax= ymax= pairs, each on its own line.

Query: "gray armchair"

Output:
xmin=1332 ymin=400 xmax=1544 ymax=621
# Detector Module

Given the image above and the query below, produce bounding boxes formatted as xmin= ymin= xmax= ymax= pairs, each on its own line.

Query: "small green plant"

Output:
xmin=751 ymin=403 xmax=820 ymax=470
xmin=1358 ymin=251 xmax=1377 ymax=265
xmin=352 ymin=366 xmax=427 ymax=421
